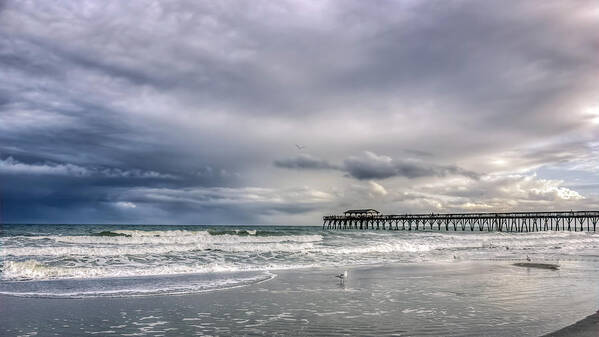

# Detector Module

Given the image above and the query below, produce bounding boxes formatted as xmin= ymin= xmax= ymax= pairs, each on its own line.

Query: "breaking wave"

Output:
xmin=92 ymin=231 xmax=131 ymax=237
xmin=2 ymin=225 xmax=599 ymax=297
xmin=2 ymin=259 xmax=284 ymax=281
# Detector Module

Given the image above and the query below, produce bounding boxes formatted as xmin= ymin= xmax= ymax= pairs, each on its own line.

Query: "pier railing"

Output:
xmin=323 ymin=211 xmax=599 ymax=232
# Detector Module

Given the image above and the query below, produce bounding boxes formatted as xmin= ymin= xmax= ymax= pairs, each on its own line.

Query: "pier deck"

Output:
xmin=323 ymin=210 xmax=599 ymax=232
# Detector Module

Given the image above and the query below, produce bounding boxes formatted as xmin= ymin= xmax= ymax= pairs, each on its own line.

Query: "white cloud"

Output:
xmin=0 ymin=156 xmax=174 ymax=179
xmin=583 ymin=105 xmax=599 ymax=125
xmin=414 ymin=173 xmax=587 ymax=211
xmin=368 ymin=181 xmax=388 ymax=197
xmin=99 ymin=168 xmax=175 ymax=179
xmin=461 ymin=202 xmax=493 ymax=210
xmin=115 ymin=201 xmax=137 ymax=209
xmin=0 ymin=156 xmax=89 ymax=176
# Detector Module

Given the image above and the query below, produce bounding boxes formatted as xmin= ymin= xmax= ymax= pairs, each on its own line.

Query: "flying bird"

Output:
xmin=335 ymin=270 xmax=348 ymax=284
xmin=295 ymin=144 xmax=306 ymax=151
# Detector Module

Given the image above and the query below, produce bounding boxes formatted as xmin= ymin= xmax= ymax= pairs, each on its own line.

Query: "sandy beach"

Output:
xmin=2 ymin=261 xmax=598 ymax=336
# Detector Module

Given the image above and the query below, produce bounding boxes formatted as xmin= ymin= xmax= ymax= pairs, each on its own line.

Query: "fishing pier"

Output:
xmin=323 ymin=209 xmax=599 ymax=232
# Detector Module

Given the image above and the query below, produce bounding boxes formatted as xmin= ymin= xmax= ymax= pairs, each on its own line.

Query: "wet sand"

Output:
xmin=1 ymin=261 xmax=598 ymax=336
xmin=544 ymin=311 xmax=599 ymax=337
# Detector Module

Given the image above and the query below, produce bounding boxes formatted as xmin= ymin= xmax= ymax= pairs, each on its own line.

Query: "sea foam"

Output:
xmin=2 ymin=226 xmax=599 ymax=285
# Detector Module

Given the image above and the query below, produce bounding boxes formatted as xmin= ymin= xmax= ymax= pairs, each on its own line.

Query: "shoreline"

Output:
xmin=2 ymin=261 xmax=599 ymax=336
xmin=544 ymin=310 xmax=599 ymax=337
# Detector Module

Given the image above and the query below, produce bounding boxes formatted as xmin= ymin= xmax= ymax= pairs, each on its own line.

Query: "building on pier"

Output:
xmin=344 ymin=209 xmax=381 ymax=216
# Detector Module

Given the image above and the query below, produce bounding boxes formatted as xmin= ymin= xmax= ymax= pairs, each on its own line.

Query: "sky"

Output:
xmin=1 ymin=0 xmax=598 ymax=225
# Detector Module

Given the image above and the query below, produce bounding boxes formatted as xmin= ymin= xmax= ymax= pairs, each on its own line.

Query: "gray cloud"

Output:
xmin=0 ymin=156 xmax=175 ymax=179
xmin=275 ymin=151 xmax=479 ymax=180
xmin=342 ymin=152 xmax=479 ymax=180
xmin=403 ymin=149 xmax=434 ymax=157
xmin=0 ymin=0 xmax=598 ymax=223
xmin=273 ymin=154 xmax=339 ymax=170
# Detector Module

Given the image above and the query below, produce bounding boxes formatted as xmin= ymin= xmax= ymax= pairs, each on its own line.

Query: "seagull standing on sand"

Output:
xmin=336 ymin=270 xmax=348 ymax=284
xmin=526 ymin=255 xmax=532 ymax=262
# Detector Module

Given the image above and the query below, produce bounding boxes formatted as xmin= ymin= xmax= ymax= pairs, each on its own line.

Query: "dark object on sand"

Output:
xmin=513 ymin=262 xmax=559 ymax=270
xmin=543 ymin=311 xmax=599 ymax=337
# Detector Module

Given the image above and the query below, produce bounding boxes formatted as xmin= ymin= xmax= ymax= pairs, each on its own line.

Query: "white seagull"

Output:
xmin=335 ymin=270 xmax=348 ymax=283
xmin=526 ymin=255 xmax=532 ymax=262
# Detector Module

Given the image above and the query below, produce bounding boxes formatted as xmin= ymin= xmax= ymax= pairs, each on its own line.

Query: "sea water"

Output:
xmin=1 ymin=224 xmax=599 ymax=336
xmin=1 ymin=224 xmax=598 ymax=297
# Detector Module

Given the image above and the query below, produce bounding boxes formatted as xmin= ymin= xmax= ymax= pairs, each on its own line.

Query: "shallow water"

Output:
xmin=2 ymin=262 xmax=598 ymax=336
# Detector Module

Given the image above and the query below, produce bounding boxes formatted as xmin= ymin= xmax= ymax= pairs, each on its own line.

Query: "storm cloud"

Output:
xmin=1 ymin=0 xmax=598 ymax=224
xmin=273 ymin=154 xmax=339 ymax=170
xmin=342 ymin=152 xmax=479 ymax=180
xmin=274 ymin=151 xmax=479 ymax=180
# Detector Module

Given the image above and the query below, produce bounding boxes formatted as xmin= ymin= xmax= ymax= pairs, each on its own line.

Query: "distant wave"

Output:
xmin=1 ymin=241 xmax=318 ymax=258
xmin=2 ymin=226 xmax=598 ymax=285
xmin=92 ymin=230 xmax=131 ymax=237
xmin=208 ymin=229 xmax=257 ymax=236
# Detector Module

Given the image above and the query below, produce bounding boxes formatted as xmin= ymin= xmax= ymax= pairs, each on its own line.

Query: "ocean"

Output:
xmin=1 ymin=224 xmax=599 ymax=336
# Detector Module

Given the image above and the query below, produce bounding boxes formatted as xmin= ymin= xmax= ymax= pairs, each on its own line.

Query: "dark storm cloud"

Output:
xmin=343 ymin=156 xmax=479 ymax=181
xmin=274 ymin=152 xmax=480 ymax=180
xmin=3 ymin=1 xmax=595 ymax=120
xmin=0 ymin=0 xmax=597 ymax=223
xmin=273 ymin=154 xmax=339 ymax=170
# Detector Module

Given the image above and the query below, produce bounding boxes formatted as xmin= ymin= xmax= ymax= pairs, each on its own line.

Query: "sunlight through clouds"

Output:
xmin=1 ymin=0 xmax=598 ymax=223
